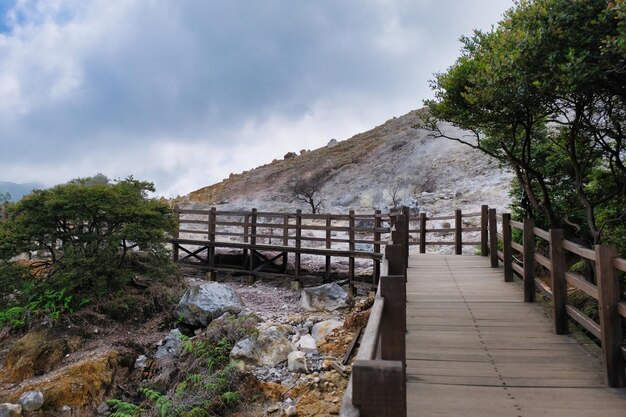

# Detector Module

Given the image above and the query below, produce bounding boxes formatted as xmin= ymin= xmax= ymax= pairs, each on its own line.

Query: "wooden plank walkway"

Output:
xmin=406 ymin=254 xmax=626 ymax=417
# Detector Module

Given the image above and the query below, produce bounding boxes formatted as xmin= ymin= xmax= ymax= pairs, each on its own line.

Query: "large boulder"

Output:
xmin=287 ymin=351 xmax=308 ymax=373
xmin=174 ymin=282 xmax=244 ymax=327
xmin=301 ymin=283 xmax=350 ymax=312
xmin=311 ymin=319 xmax=344 ymax=342
xmin=230 ymin=324 xmax=293 ymax=366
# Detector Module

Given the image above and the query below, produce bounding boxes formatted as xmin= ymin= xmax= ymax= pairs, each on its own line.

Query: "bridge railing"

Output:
xmin=173 ymin=207 xmax=392 ymax=285
xmin=406 ymin=205 xmax=489 ymax=254
xmin=492 ymin=212 xmax=626 ymax=388
xmin=340 ymin=208 xmax=409 ymax=417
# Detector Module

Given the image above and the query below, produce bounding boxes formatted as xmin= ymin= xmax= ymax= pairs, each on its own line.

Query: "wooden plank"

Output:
xmin=533 ymin=226 xmax=550 ymax=241
xmin=510 ymin=219 xmax=523 ymax=229
xmin=534 ymin=252 xmax=552 ymax=270
xmin=566 ymin=304 xmax=601 ymax=338
xmin=523 ymin=218 xmax=535 ymax=302
xmin=562 ymin=240 xmax=596 ymax=260
xmin=565 ymin=271 xmax=599 ymax=299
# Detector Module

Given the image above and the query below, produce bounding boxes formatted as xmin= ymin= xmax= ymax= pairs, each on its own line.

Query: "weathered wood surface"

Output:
xmin=406 ymin=254 xmax=626 ymax=417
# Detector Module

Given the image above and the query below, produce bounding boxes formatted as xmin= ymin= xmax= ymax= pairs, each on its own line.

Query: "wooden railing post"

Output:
xmin=372 ymin=210 xmax=382 ymax=282
xmin=402 ymin=206 xmax=410 ymax=263
xmin=325 ymin=214 xmax=332 ymax=283
xmin=419 ymin=213 xmax=426 ymax=254
xmin=455 ymin=209 xmax=462 ymax=255
xmin=283 ymin=213 xmax=289 ymax=273
xmin=295 ymin=209 xmax=302 ymax=278
xmin=352 ymin=360 xmax=406 ymax=417
xmin=489 ymin=208 xmax=498 ymax=267
xmin=208 ymin=207 xmax=216 ymax=269
xmin=380 ymin=275 xmax=406 ymax=364
xmin=385 ymin=244 xmax=406 ymax=277
xmin=523 ymin=217 xmax=535 ymax=302
xmin=549 ymin=229 xmax=567 ymax=335
xmin=480 ymin=204 xmax=489 ymax=256
xmin=349 ymin=210 xmax=356 ymax=291
xmin=243 ymin=212 xmax=250 ymax=269
xmin=249 ymin=209 xmax=257 ymax=272
xmin=595 ymin=244 xmax=625 ymax=388
xmin=502 ymin=213 xmax=514 ymax=282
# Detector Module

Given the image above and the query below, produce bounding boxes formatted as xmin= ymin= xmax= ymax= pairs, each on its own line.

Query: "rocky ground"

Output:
xmin=0 ymin=269 xmax=371 ymax=417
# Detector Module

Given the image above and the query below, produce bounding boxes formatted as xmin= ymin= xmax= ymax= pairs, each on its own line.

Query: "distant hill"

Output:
xmin=178 ymin=108 xmax=513 ymax=217
xmin=0 ymin=181 xmax=45 ymax=201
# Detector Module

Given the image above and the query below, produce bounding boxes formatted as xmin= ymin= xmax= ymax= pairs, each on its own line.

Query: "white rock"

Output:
xmin=230 ymin=325 xmax=294 ymax=366
xmin=174 ymin=282 xmax=245 ymax=327
xmin=285 ymin=405 xmax=297 ymax=416
xmin=296 ymin=334 xmax=318 ymax=352
xmin=311 ymin=319 xmax=343 ymax=342
xmin=155 ymin=329 xmax=183 ymax=359
xmin=287 ymin=351 xmax=308 ymax=372
xmin=326 ymin=139 xmax=338 ymax=149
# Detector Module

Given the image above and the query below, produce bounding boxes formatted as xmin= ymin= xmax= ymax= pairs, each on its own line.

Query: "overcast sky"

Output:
xmin=0 ymin=0 xmax=512 ymax=197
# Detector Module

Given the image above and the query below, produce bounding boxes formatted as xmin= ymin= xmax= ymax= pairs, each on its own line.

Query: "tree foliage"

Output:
xmin=421 ymin=0 xmax=626 ymax=250
xmin=0 ymin=176 xmax=175 ymax=305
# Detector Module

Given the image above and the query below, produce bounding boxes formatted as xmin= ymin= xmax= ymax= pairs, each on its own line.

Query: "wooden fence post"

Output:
xmin=374 ymin=210 xmax=382 ymax=285
xmin=595 ymin=244 xmax=625 ymax=388
xmin=502 ymin=214 xmax=514 ymax=282
xmin=283 ymin=213 xmax=289 ymax=273
xmin=208 ymin=207 xmax=216 ymax=274
xmin=243 ymin=213 xmax=250 ymax=269
xmin=349 ymin=210 xmax=356 ymax=293
xmin=352 ymin=360 xmax=406 ymax=417
xmin=481 ymin=205 xmax=489 ymax=256
xmin=489 ymin=208 xmax=498 ymax=267
xmin=523 ymin=218 xmax=535 ymax=302
xmin=249 ymin=209 xmax=257 ymax=272
xmin=386 ymin=244 xmax=406 ymax=277
xmin=325 ymin=214 xmax=332 ymax=283
xmin=402 ymin=206 xmax=410 ymax=263
xmin=380 ymin=275 xmax=406 ymax=364
xmin=295 ymin=209 xmax=302 ymax=278
xmin=455 ymin=209 xmax=462 ymax=255
xmin=419 ymin=213 xmax=426 ymax=254
xmin=549 ymin=229 xmax=567 ymax=335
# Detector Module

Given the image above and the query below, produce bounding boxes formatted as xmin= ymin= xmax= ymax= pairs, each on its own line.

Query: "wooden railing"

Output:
xmin=173 ymin=207 xmax=392 ymax=284
xmin=340 ymin=208 xmax=409 ymax=417
xmin=493 ymin=213 xmax=626 ymax=388
xmin=407 ymin=205 xmax=491 ymax=255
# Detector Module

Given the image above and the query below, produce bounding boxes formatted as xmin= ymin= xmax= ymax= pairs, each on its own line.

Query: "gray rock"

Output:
xmin=326 ymin=139 xmax=338 ymax=149
xmin=301 ymin=283 xmax=351 ymax=312
xmin=355 ymin=243 xmax=373 ymax=252
xmin=230 ymin=324 xmax=294 ymax=366
xmin=155 ymin=329 xmax=183 ymax=359
xmin=174 ymin=282 xmax=244 ymax=327
xmin=311 ymin=319 xmax=343 ymax=342
xmin=18 ymin=390 xmax=44 ymax=412
xmin=287 ymin=351 xmax=308 ymax=372
xmin=97 ymin=402 xmax=110 ymax=415
xmin=284 ymin=152 xmax=297 ymax=159
xmin=0 ymin=403 xmax=22 ymax=417
xmin=285 ymin=405 xmax=297 ymax=416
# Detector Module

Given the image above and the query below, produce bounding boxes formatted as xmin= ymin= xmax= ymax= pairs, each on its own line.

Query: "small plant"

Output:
xmin=219 ymin=391 xmax=241 ymax=408
xmin=141 ymin=388 xmax=174 ymax=417
xmin=107 ymin=399 xmax=143 ymax=417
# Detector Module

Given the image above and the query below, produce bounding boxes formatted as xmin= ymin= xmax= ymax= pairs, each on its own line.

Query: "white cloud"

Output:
xmin=0 ymin=0 xmax=513 ymax=196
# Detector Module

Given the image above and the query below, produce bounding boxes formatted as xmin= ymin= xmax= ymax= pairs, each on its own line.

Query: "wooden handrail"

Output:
xmin=495 ymin=214 xmax=626 ymax=387
xmin=340 ymin=211 xmax=408 ymax=417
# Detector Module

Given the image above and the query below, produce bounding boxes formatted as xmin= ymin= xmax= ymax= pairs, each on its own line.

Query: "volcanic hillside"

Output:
xmin=182 ymin=109 xmax=513 ymax=216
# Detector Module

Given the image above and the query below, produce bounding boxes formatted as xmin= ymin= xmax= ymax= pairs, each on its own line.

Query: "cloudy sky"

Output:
xmin=0 ymin=0 xmax=512 ymax=197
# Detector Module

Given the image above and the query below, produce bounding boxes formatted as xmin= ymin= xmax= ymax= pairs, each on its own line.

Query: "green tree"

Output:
xmin=421 ymin=0 xmax=626 ymax=249
xmin=0 ymin=177 xmax=175 ymax=299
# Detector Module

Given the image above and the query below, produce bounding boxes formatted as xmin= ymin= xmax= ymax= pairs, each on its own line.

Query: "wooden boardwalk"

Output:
xmin=406 ymin=254 xmax=626 ymax=417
